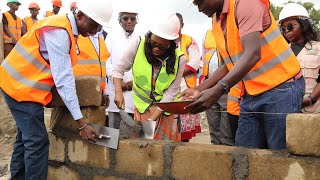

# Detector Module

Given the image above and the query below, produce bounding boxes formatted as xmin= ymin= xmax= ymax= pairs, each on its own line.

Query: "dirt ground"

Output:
xmin=0 ymin=110 xmax=210 ymax=179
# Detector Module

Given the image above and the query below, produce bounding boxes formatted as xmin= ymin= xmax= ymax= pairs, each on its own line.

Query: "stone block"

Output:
xmin=68 ymin=139 xmax=110 ymax=169
xmin=47 ymin=76 xmax=102 ymax=107
xmin=287 ymin=114 xmax=320 ymax=156
xmin=48 ymin=133 xmax=65 ymax=162
xmin=93 ymin=176 xmax=123 ymax=180
xmin=248 ymin=149 xmax=320 ymax=179
xmin=50 ymin=106 xmax=106 ymax=132
xmin=115 ymin=139 xmax=165 ymax=177
xmin=48 ymin=166 xmax=80 ymax=180
xmin=172 ymin=144 xmax=235 ymax=180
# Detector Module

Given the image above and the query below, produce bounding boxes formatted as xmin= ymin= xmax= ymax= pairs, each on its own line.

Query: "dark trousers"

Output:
xmin=3 ymin=91 xmax=49 ymax=180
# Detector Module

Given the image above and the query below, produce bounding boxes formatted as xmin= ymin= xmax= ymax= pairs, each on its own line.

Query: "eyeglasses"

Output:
xmin=280 ymin=23 xmax=297 ymax=34
xmin=148 ymin=39 xmax=170 ymax=51
xmin=121 ymin=16 xmax=137 ymax=22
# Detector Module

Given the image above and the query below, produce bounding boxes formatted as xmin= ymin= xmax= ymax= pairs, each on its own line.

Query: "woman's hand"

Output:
xmin=114 ymin=91 xmax=125 ymax=109
xmin=179 ymin=87 xmax=200 ymax=100
xmin=301 ymin=98 xmax=311 ymax=108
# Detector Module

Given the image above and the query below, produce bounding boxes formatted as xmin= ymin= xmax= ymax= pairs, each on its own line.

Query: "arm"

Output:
xmin=183 ymin=39 xmax=201 ymax=77
xmin=42 ymin=29 xmax=99 ymax=140
xmin=22 ymin=20 xmax=27 ymax=36
xmin=161 ymin=56 xmax=187 ymax=102
xmin=149 ymin=55 xmax=187 ymax=121
xmin=302 ymin=83 xmax=320 ymax=108
xmin=113 ymin=36 xmax=140 ymax=109
xmin=2 ymin=15 xmax=16 ymax=42
xmin=105 ymin=34 xmax=113 ymax=80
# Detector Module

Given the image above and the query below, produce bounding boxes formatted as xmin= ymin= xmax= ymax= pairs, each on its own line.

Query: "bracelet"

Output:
xmin=308 ymin=95 xmax=317 ymax=105
xmin=78 ymin=123 xmax=88 ymax=130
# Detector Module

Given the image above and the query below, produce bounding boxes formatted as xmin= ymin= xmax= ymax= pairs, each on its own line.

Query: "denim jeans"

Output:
xmin=235 ymin=77 xmax=305 ymax=150
xmin=2 ymin=91 xmax=49 ymax=180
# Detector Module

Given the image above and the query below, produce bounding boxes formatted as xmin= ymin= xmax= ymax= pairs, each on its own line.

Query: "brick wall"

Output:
xmin=48 ymin=112 xmax=320 ymax=180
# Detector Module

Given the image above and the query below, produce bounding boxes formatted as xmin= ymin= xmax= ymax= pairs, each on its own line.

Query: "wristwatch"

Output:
xmin=308 ymin=95 xmax=317 ymax=105
xmin=219 ymin=80 xmax=230 ymax=94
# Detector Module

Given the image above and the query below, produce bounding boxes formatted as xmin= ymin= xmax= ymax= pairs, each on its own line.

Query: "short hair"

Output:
xmin=176 ymin=13 xmax=183 ymax=24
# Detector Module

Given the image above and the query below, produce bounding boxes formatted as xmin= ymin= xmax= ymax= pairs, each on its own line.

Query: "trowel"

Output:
xmin=119 ymin=109 xmax=142 ymax=132
xmin=89 ymin=123 xmax=119 ymax=149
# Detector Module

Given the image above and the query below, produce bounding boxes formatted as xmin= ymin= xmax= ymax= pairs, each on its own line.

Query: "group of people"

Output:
xmin=0 ymin=0 xmax=319 ymax=179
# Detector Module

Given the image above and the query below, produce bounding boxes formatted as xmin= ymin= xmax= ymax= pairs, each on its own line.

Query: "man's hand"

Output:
xmin=186 ymin=84 xmax=224 ymax=114
xmin=179 ymin=87 xmax=200 ymax=100
xmin=77 ymin=119 xmax=100 ymax=142
xmin=102 ymin=95 xmax=110 ymax=107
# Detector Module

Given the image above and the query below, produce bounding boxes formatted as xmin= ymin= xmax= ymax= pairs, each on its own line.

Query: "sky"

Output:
xmin=0 ymin=0 xmax=319 ymax=50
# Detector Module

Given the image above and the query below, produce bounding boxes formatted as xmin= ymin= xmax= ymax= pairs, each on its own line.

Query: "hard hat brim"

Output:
xmin=149 ymin=27 xmax=179 ymax=40
xmin=79 ymin=8 xmax=113 ymax=28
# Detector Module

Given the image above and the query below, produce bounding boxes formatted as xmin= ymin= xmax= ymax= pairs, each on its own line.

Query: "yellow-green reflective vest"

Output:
xmin=133 ymin=37 xmax=183 ymax=113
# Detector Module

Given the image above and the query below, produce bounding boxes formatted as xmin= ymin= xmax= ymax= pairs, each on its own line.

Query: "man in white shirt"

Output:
xmin=105 ymin=3 xmax=138 ymax=129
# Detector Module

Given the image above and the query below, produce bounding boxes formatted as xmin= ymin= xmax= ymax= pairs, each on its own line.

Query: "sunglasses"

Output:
xmin=280 ymin=23 xmax=296 ymax=34
xmin=121 ymin=16 xmax=137 ymax=22
xmin=148 ymin=39 xmax=170 ymax=51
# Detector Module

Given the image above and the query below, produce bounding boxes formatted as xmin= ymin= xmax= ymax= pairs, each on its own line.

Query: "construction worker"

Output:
xmin=279 ymin=3 xmax=320 ymax=113
xmin=183 ymin=0 xmax=304 ymax=150
xmin=70 ymin=2 xmax=77 ymax=13
xmin=22 ymin=2 xmax=40 ymax=34
xmin=2 ymin=0 xmax=21 ymax=59
xmin=73 ymin=32 xmax=110 ymax=94
xmin=105 ymin=2 xmax=139 ymax=129
xmin=0 ymin=0 xmax=113 ymax=178
xmin=113 ymin=13 xmax=185 ymax=141
xmin=201 ymin=28 xmax=231 ymax=145
xmin=44 ymin=0 xmax=62 ymax=18
xmin=175 ymin=13 xmax=201 ymax=142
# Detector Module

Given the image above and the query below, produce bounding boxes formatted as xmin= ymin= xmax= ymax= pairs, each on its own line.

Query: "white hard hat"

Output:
xmin=77 ymin=0 xmax=113 ymax=28
xmin=149 ymin=13 xmax=180 ymax=40
xmin=279 ymin=3 xmax=310 ymax=24
xmin=116 ymin=0 xmax=139 ymax=14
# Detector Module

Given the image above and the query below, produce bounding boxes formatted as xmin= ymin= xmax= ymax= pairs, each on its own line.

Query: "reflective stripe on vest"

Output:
xmin=202 ymin=29 xmax=217 ymax=77
xmin=132 ymin=36 xmax=183 ymax=113
xmin=181 ymin=34 xmax=197 ymax=88
xmin=23 ymin=16 xmax=36 ymax=32
xmin=227 ymin=83 xmax=241 ymax=116
xmin=73 ymin=35 xmax=110 ymax=92
xmin=3 ymin=12 xmax=22 ymax=40
xmin=212 ymin=0 xmax=300 ymax=95
xmin=0 ymin=15 xmax=78 ymax=106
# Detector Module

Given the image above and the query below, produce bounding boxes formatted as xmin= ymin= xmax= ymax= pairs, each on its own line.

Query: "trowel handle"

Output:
xmin=99 ymin=134 xmax=111 ymax=139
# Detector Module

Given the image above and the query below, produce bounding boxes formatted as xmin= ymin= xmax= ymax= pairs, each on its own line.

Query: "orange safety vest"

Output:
xmin=227 ymin=83 xmax=241 ymax=116
xmin=45 ymin=11 xmax=54 ymax=17
xmin=3 ymin=12 xmax=22 ymax=40
xmin=0 ymin=15 xmax=78 ymax=106
xmin=180 ymin=34 xmax=197 ymax=88
xmin=73 ymin=35 xmax=110 ymax=92
xmin=23 ymin=16 xmax=36 ymax=32
xmin=212 ymin=0 xmax=300 ymax=95
xmin=202 ymin=29 xmax=217 ymax=78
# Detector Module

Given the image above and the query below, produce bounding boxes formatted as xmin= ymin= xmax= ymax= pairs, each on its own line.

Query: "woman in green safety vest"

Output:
xmin=113 ymin=13 xmax=186 ymax=141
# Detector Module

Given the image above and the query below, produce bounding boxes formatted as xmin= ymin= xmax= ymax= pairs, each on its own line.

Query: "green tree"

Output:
xmin=270 ymin=1 xmax=320 ymax=35
xmin=270 ymin=3 xmax=283 ymax=22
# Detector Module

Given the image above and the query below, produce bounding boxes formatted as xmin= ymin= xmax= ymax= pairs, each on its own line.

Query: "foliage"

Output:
xmin=270 ymin=1 xmax=320 ymax=35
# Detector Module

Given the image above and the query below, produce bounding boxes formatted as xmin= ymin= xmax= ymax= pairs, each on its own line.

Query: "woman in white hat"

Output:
xmin=113 ymin=13 xmax=186 ymax=141
xmin=279 ymin=3 xmax=320 ymax=113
